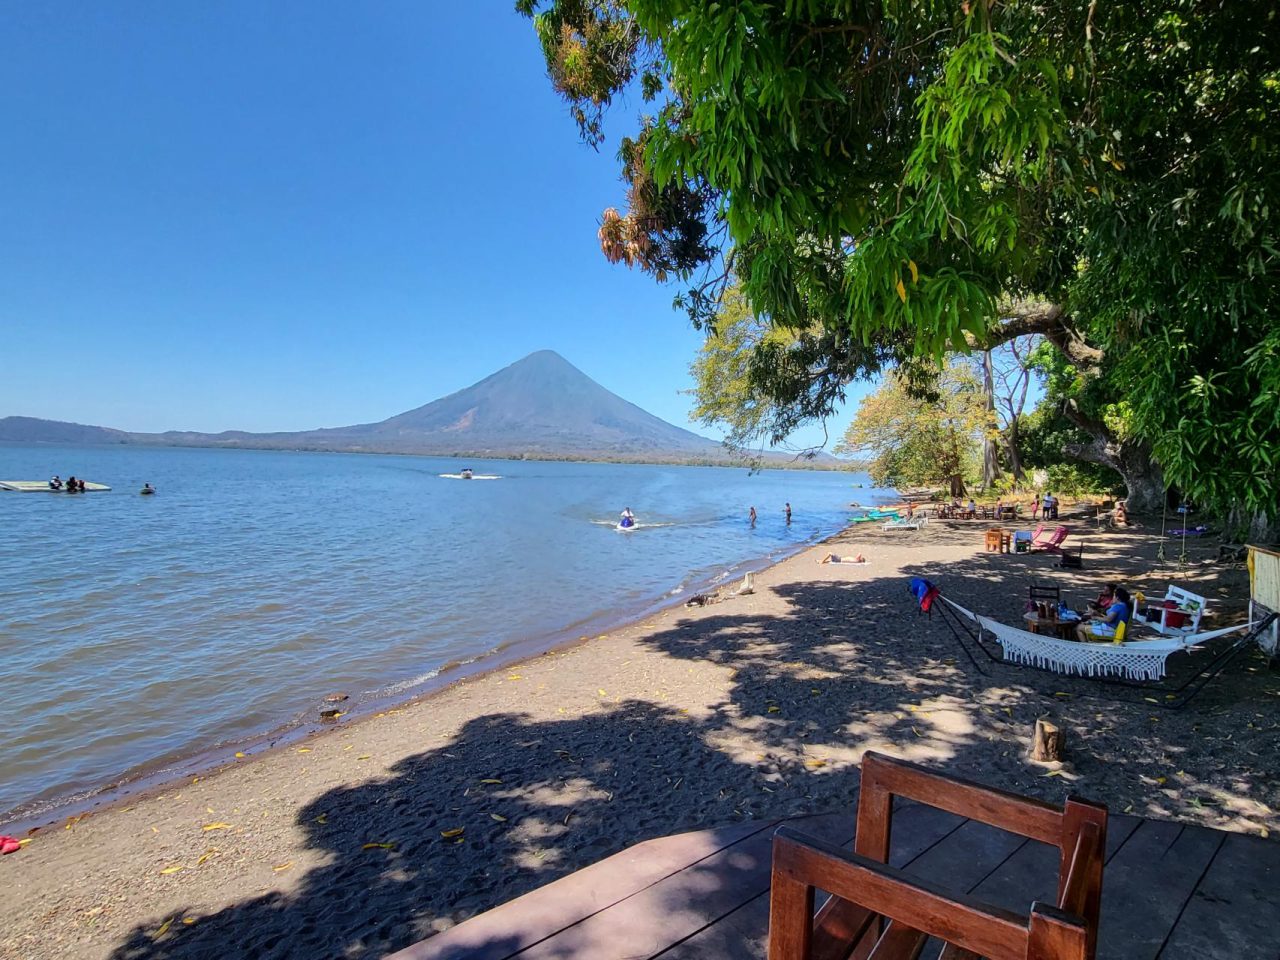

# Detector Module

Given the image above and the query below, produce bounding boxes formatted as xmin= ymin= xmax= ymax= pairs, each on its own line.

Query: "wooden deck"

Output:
xmin=388 ymin=803 xmax=1280 ymax=960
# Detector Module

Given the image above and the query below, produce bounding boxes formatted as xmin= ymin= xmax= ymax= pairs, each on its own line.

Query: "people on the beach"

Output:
xmin=749 ymin=506 xmax=757 ymax=527
xmin=1043 ymin=491 xmax=1059 ymax=520
xmin=784 ymin=502 xmax=792 ymax=524
xmin=1077 ymin=587 xmax=1131 ymax=642
xmin=1112 ymin=500 xmax=1129 ymax=526
xmin=141 ymin=483 xmax=155 ymax=495
xmin=1031 ymin=494 xmax=1041 ymax=520
xmin=49 ymin=475 xmax=62 ymax=490
xmin=819 ymin=552 xmax=865 ymax=564
xmin=1088 ymin=581 xmax=1120 ymax=613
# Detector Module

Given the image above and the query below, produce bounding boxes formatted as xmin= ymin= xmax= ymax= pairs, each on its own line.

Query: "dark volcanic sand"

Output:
xmin=2 ymin=506 xmax=1276 ymax=960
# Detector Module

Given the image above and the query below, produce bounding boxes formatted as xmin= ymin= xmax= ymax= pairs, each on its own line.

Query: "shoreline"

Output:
xmin=5 ymin=509 xmax=1275 ymax=960
xmin=0 ymin=519 xmax=858 ymax=837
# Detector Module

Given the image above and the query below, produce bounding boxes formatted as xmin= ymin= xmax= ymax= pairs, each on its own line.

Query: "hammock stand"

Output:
xmin=930 ymin=594 xmax=1276 ymax=710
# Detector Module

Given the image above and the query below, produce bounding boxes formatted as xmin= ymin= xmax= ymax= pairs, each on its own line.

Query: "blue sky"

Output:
xmin=0 ymin=2 xmax=870 ymax=449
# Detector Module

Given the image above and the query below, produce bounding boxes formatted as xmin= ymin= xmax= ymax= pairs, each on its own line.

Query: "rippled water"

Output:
xmin=0 ymin=444 xmax=889 ymax=823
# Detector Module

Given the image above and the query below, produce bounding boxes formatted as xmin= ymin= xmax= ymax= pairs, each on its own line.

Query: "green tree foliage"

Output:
xmin=836 ymin=359 xmax=985 ymax=491
xmin=519 ymin=0 xmax=1280 ymax=519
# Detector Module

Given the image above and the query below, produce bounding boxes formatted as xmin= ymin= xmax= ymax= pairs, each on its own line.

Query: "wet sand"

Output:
xmin=2 ymin=508 xmax=1276 ymax=960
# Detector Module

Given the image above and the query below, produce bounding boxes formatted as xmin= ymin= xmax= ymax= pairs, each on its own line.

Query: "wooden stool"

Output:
xmin=985 ymin=528 xmax=1003 ymax=552
xmin=1001 ymin=532 xmax=1012 ymax=553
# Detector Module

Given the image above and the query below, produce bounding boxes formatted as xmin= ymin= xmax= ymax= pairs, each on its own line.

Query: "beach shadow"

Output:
xmin=106 ymin=520 xmax=1278 ymax=959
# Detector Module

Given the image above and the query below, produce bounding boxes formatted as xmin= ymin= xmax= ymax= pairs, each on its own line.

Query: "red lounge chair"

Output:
xmin=1033 ymin=525 xmax=1070 ymax=552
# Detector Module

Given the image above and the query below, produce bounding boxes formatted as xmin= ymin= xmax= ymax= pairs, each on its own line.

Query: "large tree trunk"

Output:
xmin=1004 ymin=416 xmax=1025 ymax=481
xmin=1061 ymin=400 xmax=1164 ymax=512
xmin=981 ymin=350 xmax=1000 ymax=489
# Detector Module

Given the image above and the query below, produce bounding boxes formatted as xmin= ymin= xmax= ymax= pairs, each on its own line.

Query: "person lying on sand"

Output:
xmin=819 ymin=553 xmax=867 ymax=564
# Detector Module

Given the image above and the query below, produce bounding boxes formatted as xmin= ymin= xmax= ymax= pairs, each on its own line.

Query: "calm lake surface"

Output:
xmin=0 ymin=444 xmax=890 ymax=824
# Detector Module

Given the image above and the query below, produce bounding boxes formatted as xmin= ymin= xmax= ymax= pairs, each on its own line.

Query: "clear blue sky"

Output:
xmin=0 ymin=2 xmax=868 ymax=449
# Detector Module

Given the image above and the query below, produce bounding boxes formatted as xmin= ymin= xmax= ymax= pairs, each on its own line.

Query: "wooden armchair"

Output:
xmin=767 ymin=752 xmax=1107 ymax=960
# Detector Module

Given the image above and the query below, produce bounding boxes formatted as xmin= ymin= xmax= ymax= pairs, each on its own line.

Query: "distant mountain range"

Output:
xmin=0 ymin=350 xmax=837 ymax=467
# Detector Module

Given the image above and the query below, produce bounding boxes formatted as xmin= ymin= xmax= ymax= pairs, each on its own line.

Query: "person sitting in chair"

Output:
xmin=1077 ymin=587 xmax=1131 ymax=642
xmin=1087 ymin=582 xmax=1120 ymax=614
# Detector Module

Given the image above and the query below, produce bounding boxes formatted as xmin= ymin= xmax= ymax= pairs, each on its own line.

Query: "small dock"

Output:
xmin=0 ymin=480 xmax=111 ymax=492
xmin=389 ymin=803 xmax=1280 ymax=960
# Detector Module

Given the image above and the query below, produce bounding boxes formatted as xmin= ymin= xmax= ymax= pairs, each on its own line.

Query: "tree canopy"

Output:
xmin=518 ymin=0 xmax=1280 ymax=522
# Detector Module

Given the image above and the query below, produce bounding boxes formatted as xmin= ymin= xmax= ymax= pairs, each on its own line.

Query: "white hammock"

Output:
xmin=942 ymin=598 xmax=1254 ymax=682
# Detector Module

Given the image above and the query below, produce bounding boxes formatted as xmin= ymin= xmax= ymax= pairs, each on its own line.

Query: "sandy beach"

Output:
xmin=3 ymin=508 xmax=1277 ymax=960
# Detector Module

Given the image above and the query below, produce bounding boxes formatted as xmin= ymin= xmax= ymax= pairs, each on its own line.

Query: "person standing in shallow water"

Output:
xmin=784 ymin=502 xmax=792 ymax=524
xmin=749 ymin=506 xmax=757 ymax=527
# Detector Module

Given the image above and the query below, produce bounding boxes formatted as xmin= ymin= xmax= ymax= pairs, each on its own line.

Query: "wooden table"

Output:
xmin=1022 ymin=611 xmax=1083 ymax=639
xmin=390 ymin=803 xmax=1280 ymax=960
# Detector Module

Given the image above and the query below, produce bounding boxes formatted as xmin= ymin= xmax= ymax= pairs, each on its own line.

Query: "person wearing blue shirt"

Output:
xmin=1077 ymin=587 xmax=1131 ymax=641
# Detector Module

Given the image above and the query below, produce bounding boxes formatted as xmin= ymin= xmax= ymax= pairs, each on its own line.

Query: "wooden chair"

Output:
xmin=1028 ymin=581 xmax=1061 ymax=604
xmin=767 ymin=752 xmax=1107 ymax=960
xmin=984 ymin=528 xmax=1003 ymax=553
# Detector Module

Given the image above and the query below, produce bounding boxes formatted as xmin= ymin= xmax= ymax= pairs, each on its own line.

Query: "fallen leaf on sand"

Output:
xmin=767 ymin=706 xmax=781 ymax=714
xmin=1262 ymin=827 xmax=1270 ymax=839
xmin=313 ymin=814 xmax=328 ymax=824
xmin=202 ymin=823 xmax=232 ymax=831
xmin=182 ymin=918 xmax=196 ymax=925
xmin=1155 ymin=776 xmax=1167 ymax=786
xmin=805 ymin=759 xmax=827 ymax=768
xmin=357 ymin=755 xmax=371 ymax=760
xmin=206 ymin=807 xmax=215 ymax=814
xmin=234 ymin=752 xmax=246 ymax=758
xmin=272 ymin=861 xmax=293 ymax=872
xmin=196 ymin=850 xmax=216 ymax=865
xmin=598 ymin=689 xmax=607 ymax=697
xmin=507 ymin=675 xmax=523 ymax=681
xmin=1042 ymin=770 xmax=1065 ymax=778
xmin=440 ymin=827 xmax=465 ymax=838
xmin=363 ymin=842 xmax=396 ymax=850
xmin=159 ymin=865 xmax=183 ymax=875
xmin=17 ymin=838 xmax=32 ymax=847
xmin=154 ymin=918 xmax=173 ymax=939
xmin=490 ymin=813 xmax=508 ymax=822
xmin=480 ymin=778 xmax=502 ymax=784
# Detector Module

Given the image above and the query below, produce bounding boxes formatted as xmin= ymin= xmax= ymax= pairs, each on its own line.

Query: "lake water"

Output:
xmin=0 ymin=444 xmax=890 ymax=825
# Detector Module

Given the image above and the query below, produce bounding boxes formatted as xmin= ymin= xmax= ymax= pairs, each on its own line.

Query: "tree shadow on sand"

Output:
xmin=108 ymin=549 xmax=1279 ymax=959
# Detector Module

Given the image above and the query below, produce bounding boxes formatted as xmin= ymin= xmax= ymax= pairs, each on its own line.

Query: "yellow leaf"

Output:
xmin=597 ymin=689 xmax=607 ymax=696
xmin=272 ymin=861 xmax=293 ymax=872
xmin=154 ymin=918 xmax=173 ymax=939
xmin=1053 ymin=692 xmax=1072 ymax=698
xmin=895 ymin=276 xmax=906 ymax=303
xmin=159 ymin=865 xmax=183 ymax=875
xmin=908 ymin=259 xmax=918 ymax=284
xmin=297 ymin=748 xmax=311 ymax=753
xmin=202 ymin=822 xmax=232 ymax=831
xmin=1123 ymin=805 xmax=1134 ymax=814
xmin=440 ymin=827 xmax=465 ymax=838
xmin=767 ymin=706 xmax=781 ymax=714
xmin=362 ymin=841 xmax=396 ymax=850
xmin=1086 ymin=185 xmax=1100 ymax=196
xmin=234 ymin=752 xmax=246 ymax=758
xmin=17 ymin=838 xmax=32 ymax=847
xmin=313 ymin=814 xmax=328 ymax=824
xmin=196 ymin=851 xmax=214 ymax=865
xmin=182 ymin=918 xmax=196 ymax=925
xmin=1143 ymin=697 xmax=1159 ymax=704
xmin=480 ymin=778 xmax=503 ymax=784
xmin=805 ymin=759 xmax=827 ymax=768
xmin=507 ymin=675 xmax=523 ymax=680
xmin=1042 ymin=770 xmax=1064 ymax=778
xmin=357 ymin=754 xmax=371 ymax=760
xmin=1155 ymin=776 xmax=1167 ymax=785
xmin=1262 ymin=827 xmax=1270 ymax=839
xmin=490 ymin=813 xmax=508 ymax=822
xmin=206 ymin=807 xmax=215 ymax=814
